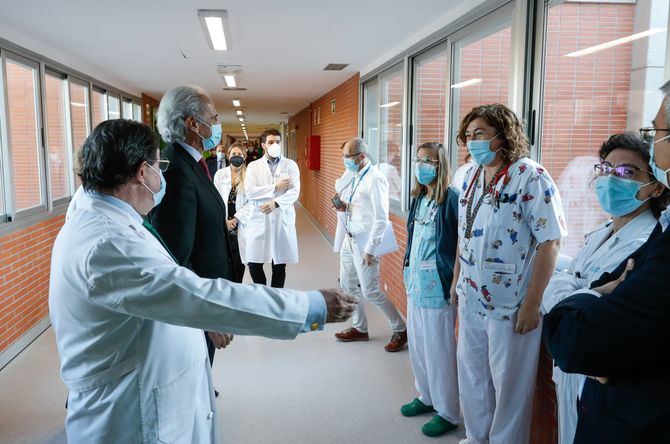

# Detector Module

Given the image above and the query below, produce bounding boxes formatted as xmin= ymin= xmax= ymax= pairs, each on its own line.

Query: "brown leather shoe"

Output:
xmin=384 ymin=330 xmax=407 ymax=352
xmin=335 ymin=327 xmax=369 ymax=342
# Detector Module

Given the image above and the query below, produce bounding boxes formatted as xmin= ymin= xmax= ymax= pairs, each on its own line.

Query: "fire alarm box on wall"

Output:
xmin=305 ymin=135 xmax=320 ymax=170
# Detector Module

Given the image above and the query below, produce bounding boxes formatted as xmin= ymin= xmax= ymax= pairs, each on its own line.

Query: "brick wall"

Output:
xmin=0 ymin=216 xmax=64 ymax=353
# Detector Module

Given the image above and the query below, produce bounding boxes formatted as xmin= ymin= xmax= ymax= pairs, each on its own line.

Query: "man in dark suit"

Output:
xmin=149 ymin=86 xmax=236 ymax=375
xmin=206 ymin=143 xmax=227 ymax=178
xmin=544 ymin=82 xmax=670 ymax=443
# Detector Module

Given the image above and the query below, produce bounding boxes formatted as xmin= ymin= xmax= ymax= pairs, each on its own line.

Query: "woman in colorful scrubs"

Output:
xmin=450 ymin=104 xmax=567 ymax=444
xmin=400 ymin=142 xmax=460 ymax=437
xmin=541 ymin=133 xmax=668 ymax=444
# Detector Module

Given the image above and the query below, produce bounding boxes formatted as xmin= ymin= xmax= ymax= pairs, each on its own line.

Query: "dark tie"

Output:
xmin=142 ymin=220 xmax=178 ymax=263
xmin=198 ymin=158 xmax=212 ymax=181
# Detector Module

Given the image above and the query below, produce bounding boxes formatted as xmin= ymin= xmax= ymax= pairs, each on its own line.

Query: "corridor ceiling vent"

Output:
xmin=198 ymin=10 xmax=231 ymax=51
xmin=323 ymin=63 xmax=349 ymax=71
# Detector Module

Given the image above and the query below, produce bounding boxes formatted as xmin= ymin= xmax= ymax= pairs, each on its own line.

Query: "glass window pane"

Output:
xmin=539 ymin=0 xmax=667 ymax=256
xmin=379 ymin=67 xmax=404 ymax=202
xmin=6 ymin=58 xmax=43 ymax=212
xmin=107 ymin=93 xmax=120 ymax=119
xmin=45 ymin=73 xmax=70 ymax=200
xmin=91 ymin=88 xmax=106 ymax=128
xmin=122 ymin=100 xmax=132 ymax=119
xmin=451 ymin=23 xmax=512 ymax=166
xmin=363 ymin=80 xmax=379 ymax=162
xmin=413 ymin=46 xmax=449 ymax=146
xmin=69 ymin=81 xmax=89 ymax=189
xmin=132 ymin=103 xmax=142 ymax=122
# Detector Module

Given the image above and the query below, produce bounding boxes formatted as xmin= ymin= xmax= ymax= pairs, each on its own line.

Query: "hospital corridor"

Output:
xmin=1 ymin=0 xmax=670 ymax=443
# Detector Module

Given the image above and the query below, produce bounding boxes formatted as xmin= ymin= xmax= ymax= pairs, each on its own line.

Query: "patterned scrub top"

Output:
xmin=403 ymin=196 xmax=446 ymax=309
xmin=456 ymin=157 xmax=568 ymax=320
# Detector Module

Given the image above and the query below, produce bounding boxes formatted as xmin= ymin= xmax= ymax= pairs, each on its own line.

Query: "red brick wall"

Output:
xmin=0 ymin=216 xmax=64 ymax=353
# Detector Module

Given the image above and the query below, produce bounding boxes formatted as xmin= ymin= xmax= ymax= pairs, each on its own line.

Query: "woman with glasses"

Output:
xmin=400 ymin=142 xmax=460 ymax=437
xmin=542 ymin=133 xmax=668 ymax=444
xmin=450 ymin=104 xmax=567 ymax=444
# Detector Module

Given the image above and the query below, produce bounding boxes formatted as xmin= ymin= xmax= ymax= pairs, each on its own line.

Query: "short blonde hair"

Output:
xmin=457 ymin=104 xmax=529 ymax=164
xmin=410 ymin=142 xmax=451 ymax=204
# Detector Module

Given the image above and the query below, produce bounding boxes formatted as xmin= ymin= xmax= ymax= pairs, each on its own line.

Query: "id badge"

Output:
xmin=419 ymin=260 xmax=437 ymax=271
xmin=481 ymin=261 xmax=516 ymax=274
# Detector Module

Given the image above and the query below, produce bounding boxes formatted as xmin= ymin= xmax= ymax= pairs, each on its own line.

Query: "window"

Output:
xmin=412 ymin=44 xmax=449 ymax=147
xmin=132 ymin=102 xmax=142 ymax=122
xmin=69 ymin=79 xmax=90 ymax=189
xmin=4 ymin=55 xmax=44 ymax=213
xmin=537 ymin=0 xmax=668 ymax=256
xmin=91 ymin=87 xmax=106 ymax=127
xmin=450 ymin=18 xmax=513 ymax=167
xmin=44 ymin=71 xmax=70 ymax=201
xmin=361 ymin=63 xmax=405 ymax=206
xmin=107 ymin=93 xmax=120 ymax=119
xmin=122 ymin=99 xmax=133 ymax=119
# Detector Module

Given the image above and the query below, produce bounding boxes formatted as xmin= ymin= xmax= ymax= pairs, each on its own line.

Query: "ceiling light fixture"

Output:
xmin=236 ymin=110 xmax=243 ymax=116
xmin=224 ymin=74 xmax=237 ymax=88
xmin=451 ymin=78 xmax=482 ymax=89
xmin=232 ymin=99 xmax=241 ymax=107
xmin=198 ymin=10 xmax=230 ymax=51
xmin=239 ymin=117 xmax=244 ymax=122
xmin=70 ymin=102 xmax=86 ymax=107
xmin=379 ymin=101 xmax=400 ymax=108
xmin=566 ymin=28 xmax=666 ymax=58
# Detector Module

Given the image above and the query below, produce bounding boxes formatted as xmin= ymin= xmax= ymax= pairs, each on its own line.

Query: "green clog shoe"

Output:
xmin=421 ymin=414 xmax=458 ymax=437
xmin=400 ymin=398 xmax=435 ymax=417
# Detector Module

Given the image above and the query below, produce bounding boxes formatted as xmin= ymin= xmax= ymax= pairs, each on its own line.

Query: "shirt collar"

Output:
xmin=89 ymin=190 xmax=143 ymax=225
xmin=356 ymin=161 xmax=371 ymax=177
xmin=177 ymin=141 xmax=203 ymax=162
xmin=266 ymin=155 xmax=281 ymax=165
xmin=660 ymin=207 xmax=670 ymax=232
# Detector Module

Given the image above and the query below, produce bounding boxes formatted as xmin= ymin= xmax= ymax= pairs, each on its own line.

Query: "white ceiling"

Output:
xmin=0 ymin=0 xmax=479 ymax=130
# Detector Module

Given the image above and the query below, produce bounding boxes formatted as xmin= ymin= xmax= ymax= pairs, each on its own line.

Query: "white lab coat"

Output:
xmin=49 ymin=191 xmax=312 ymax=443
xmin=244 ymin=156 xmax=300 ymax=264
xmin=541 ymin=209 xmax=657 ymax=444
xmin=213 ymin=166 xmax=252 ymax=263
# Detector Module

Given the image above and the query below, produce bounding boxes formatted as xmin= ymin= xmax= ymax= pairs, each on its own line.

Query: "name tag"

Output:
xmin=420 ymin=260 xmax=437 ymax=271
xmin=482 ymin=261 xmax=516 ymax=274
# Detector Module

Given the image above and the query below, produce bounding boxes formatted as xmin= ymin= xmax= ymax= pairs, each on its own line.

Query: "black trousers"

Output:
xmin=248 ymin=261 xmax=286 ymax=288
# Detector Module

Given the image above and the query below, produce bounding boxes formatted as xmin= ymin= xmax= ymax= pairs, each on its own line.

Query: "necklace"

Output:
xmin=414 ymin=196 xmax=438 ymax=225
xmin=463 ymin=164 xmax=508 ymax=239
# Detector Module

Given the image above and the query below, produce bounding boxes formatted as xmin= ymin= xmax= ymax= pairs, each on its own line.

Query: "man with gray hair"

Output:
xmin=332 ymin=138 xmax=407 ymax=352
xmin=149 ymin=86 xmax=234 ymax=375
xmin=544 ymin=80 xmax=670 ymax=443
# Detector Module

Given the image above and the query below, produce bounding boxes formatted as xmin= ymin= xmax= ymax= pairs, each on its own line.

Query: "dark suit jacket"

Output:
xmin=403 ymin=187 xmax=459 ymax=297
xmin=544 ymin=223 xmax=670 ymax=444
xmin=206 ymin=156 xmax=226 ymax=179
xmin=149 ymin=143 xmax=237 ymax=281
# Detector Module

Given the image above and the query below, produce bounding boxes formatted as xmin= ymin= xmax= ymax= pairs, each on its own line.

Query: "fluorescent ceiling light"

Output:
xmin=565 ymin=28 xmax=666 ymax=58
xmin=198 ymin=10 xmax=229 ymax=51
xmin=239 ymin=117 xmax=244 ymax=122
xmin=70 ymin=102 xmax=86 ymax=107
xmin=232 ymin=99 xmax=241 ymax=107
xmin=236 ymin=110 xmax=243 ymax=116
xmin=379 ymin=101 xmax=400 ymax=108
xmin=224 ymin=75 xmax=237 ymax=88
xmin=451 ymin=78 xmax=482 ymax=89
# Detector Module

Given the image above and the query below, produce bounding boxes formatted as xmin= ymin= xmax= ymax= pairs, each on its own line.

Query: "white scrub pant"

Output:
xmin=339 ymin=236 xmax=406 ymax=333
xmin=407 ymin=302 xmax=460 ymax=424
xmin=554 ymin=367 xmax=579 ymax=444
xmin=457 ymin=308 xmax=542 ymax=444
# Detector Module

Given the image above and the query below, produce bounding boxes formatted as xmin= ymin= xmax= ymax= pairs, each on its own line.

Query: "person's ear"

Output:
xmin=136 ymin=162 xmax=148 ymax=184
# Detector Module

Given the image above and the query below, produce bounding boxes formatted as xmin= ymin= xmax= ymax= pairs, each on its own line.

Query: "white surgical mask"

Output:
xmin=266 ymin=143 xmax=281 ymax=158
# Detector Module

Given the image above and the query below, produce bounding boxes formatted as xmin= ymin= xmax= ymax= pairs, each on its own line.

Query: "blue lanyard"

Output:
xmin=348 ymin=165 xmax=371 ymax=204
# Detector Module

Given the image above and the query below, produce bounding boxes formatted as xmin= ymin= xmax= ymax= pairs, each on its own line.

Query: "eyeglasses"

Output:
xmin=413 ymin=157 xmax=439 ymax=165
xmin=639 ymin=127 xmax=670 ymax=142
xmin=155 ymin=160 xmax=170 ymax=172
xmin=342 ymin=152 xmax=362 ymax=159
xmin=594 ymin=162 xmax=651 ymax=179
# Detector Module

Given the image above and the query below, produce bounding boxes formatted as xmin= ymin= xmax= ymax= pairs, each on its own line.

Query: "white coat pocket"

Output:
xmin=155 ymin=360 xmax=199 ymax=444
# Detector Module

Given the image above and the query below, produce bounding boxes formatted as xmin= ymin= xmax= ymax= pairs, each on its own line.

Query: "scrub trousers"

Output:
xmin=407 ymin=302 xmax=460 ymax=424
xmin=339 ymin=236 xmax=406 ymax=333
xmin=457 ymin=307 xmax=542 ymax=444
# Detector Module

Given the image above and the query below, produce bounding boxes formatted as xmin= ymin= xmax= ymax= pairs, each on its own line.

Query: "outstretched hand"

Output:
xmin=319 ymin=288 xmax=358 ymax=323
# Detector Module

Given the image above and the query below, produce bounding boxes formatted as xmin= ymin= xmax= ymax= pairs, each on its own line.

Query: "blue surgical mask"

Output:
xmin=467 ymin=133 xmax=500 ymax=165
xmin=415 ymin=163 xmax=437 ymax=185
xmin=143 ymin=164 xmax=167 ymax=207
xmin=649 ymin=135 xmax=670 ymax=188
xmin=344 ymin=156 xmax=359 ymax=172
xmin=216 ymin=152 xmax=225 ymax=162
xmin=595 ymin=175 xmax=652 ymax=217
xmin=195 ymin=118 xmax=222 ymax=150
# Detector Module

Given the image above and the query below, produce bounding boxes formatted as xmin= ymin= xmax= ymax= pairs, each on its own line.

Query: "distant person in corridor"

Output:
xmin=244 ymin=129 xmax=300 ymax=288
xmin=332 ymin=138 xmax=408 ymax=352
